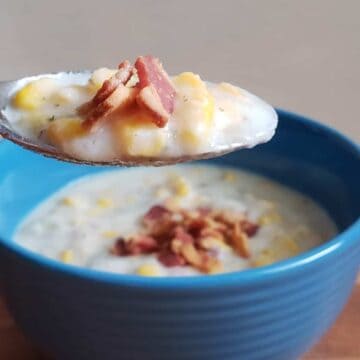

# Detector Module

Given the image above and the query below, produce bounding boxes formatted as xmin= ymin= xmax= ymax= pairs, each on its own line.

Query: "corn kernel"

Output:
xmin=170 ymin=176 xmax=190 ymax=197
xmin=97 ymin=198 xmax=113 ymax=208
xmin=223 ymin=171 xmax=237 ymax=182
xmin=136 ymin=264 xmax=161 ymax=276
xmin=59 ymin=249 xmax=74 ymax=264
xmin=252 ymin=249 xmax=276 ymax=267
xmin=102 ymin=230 xmax=118 ymax=238
xmin=47 ymin=117 xmax=87 ymax=146
xmin=258 ymin=211 xmax=282 ymax=226
xmin=113 ymin=113 xmax=166 ymax=157
xmin=174 ymin=72 xmax=214 ymax=120
xmin=12 ymin=78 xmax=57 ymax=110
xmin=272 ymin=235 xmax=300 ymax=258
xmin=62 ymin=197 xmax=75 ymax=206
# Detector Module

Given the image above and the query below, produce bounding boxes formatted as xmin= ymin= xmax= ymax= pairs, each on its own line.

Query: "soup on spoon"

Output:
xmin=2 ymin=55 xmax=277 ymax=164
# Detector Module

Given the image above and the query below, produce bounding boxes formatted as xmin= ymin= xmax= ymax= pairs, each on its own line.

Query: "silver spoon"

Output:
xmin=0 ymin=71 xmax=273 ymax=166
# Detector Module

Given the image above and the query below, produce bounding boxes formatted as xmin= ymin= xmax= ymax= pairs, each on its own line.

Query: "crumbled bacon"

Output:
xmin=134 ymin=55 xmax=176 ymax=127
xmin=79 ymin=60 xmax=136 ymax=130
xmin=158 ymin=249 xmax=186 ymax=267
xmin=78 ymin=55 xmax=176 ymax=131
xmin=109 ymin=203 xmax=259 ymax=274
xmin=143 ymin=205 xmax=171 ymax=226
xmin=240 ymin=220 xmax=259 ymax=237
xmin=231 ymin=222 xmax=250 ymax=258
xmin=111 ymin=235 xmax=158 ymax=256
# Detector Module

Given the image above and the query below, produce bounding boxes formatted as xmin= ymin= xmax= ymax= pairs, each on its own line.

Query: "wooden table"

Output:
xmin=0 ymin=277 xmax=359 ymax=359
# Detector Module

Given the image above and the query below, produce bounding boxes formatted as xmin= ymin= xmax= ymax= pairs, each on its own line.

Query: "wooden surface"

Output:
xmin=0 ymin=277 xmax=359 ymax=359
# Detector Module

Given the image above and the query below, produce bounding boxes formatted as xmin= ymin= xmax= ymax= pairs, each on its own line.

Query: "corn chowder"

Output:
xmin=4 ymin=56 xmax=277 ymax=162
xmin=14 ymin=165 xmax=337 ymax=276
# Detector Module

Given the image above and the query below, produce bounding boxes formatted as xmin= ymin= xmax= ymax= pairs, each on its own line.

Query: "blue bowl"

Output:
xmin=0 ymin=110 xmax=359 ymax=360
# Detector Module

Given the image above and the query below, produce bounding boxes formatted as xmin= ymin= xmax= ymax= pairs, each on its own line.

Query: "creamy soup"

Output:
xmin=14 ymin=165 xmax=337 ymax=276
xmin=4 ymin=56 xmax=277 ymax=162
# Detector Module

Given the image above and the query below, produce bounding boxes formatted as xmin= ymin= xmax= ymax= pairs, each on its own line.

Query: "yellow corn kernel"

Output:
xmin=62 ymin=197 xmax=75 ymax=206
xmin=173 ymin=72 xmax=214 ymax=120
xmin=208 ymin=262 xmax=224 ymax=274
xmin=102 ymin=230 xmax=118 ymax=238
xmin=278 ymin=236 xmax=300 ymax=255
xmin=97 ymin=197 xmax=113 ymax=209
xmin=252 ymin=249 xmax=276 ymax=267
xmin=179 ymin=129 xmax=202 ymax=147
xmin=59 ymin=249 xmax=74 ymax=264
xmin=223 ymin=171 xmax=237 ymax=182
xmin=258 ymin=211 xmax=282 ymax=226
xmin=203 ymin=93 xmax=215 ymax=124
xmin=113 ymin=114 xmax=166 ymax=157
xmin=47 ymin=117 xmax=87 ymax=145
xmin=170 ymin=175 xmax=190 ymax=197
xmin=136 ymin=264 xmax=161 ymax=277
xmin=173 ymin=72 xmax=203 ymax=88
xmin=12 ymin=78 xmax=57 ymax=110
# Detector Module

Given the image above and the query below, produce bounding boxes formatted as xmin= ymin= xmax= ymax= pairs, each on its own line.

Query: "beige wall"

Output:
xmin=1 ymin=0 xmax=359 ymax=141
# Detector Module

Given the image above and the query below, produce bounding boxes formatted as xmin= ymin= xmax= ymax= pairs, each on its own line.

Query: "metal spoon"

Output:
xmin=0 ymin=72 xmax=271 ymax=166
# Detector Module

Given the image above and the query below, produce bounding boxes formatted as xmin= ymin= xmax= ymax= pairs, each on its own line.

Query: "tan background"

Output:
xmin=1 ymin=0 xmax=359 ymax=141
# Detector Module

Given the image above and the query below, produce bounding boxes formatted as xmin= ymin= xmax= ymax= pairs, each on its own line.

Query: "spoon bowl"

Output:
xmin=0 ymin=72 xmax=275 ymax=166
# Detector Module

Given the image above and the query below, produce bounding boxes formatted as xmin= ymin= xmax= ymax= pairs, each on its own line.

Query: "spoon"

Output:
xmin=0 ymin=72 xmax=274 ymax=166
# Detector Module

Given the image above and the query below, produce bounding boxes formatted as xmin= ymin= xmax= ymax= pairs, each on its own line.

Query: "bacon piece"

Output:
xmin=158 ymin=249 xmax=186 ymax=267
xmin=110 ymin=237 xmax=127 ymax=256
xmin=111 ymin=235 xmax=158 ymax=256
xmin=142 ymin=205 xmax=175 ymax=240
xmin=136 ymin=86 xmax=170 ymax=127
xmin=170 ymin=227 xmax=194 ymax=253
xmin=83 ymin=86 xmax=137 ymax=130
xmin=143 ymin=205 xmax=171 ymax=226
xmin=231 ymin=222 xmax=250 ymax=258
xmin=240 ymin=220 xmax=259 ymax=237
xmin=134 ymin=55 xmax=176 ymax=127
xmin=79 ymin=60 xmax=135 ymax=130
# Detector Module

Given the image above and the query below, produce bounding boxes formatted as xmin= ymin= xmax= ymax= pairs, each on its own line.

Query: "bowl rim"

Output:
xmin=0 ymin=108 xmax=359 ymax=289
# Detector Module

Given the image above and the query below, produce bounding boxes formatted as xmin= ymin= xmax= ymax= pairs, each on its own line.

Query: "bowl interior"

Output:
xmin=0 ymin=110 xmax=359 ymax=245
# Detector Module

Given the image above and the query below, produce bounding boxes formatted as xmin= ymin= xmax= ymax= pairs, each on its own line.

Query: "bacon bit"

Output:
xmin=110 ymin=203 xmax=259 ymax=273
xmin=158 ymin=249 xmax=186 ymax=267
xmin=134 ymin=55 xmax=176 ymax=127
xmin=111 ymin=235 xmax=158 ymax=256
xmin=241 ymin=220 xmax=259 ymax=237
xmin=187 ymin=218 xmax=207 ymax=238
xmin=83 ymin=86 xmax=137 ymax=131
xmin=136 ymin=86 xmax=169 ymax=127
xmin=172 ymin=226 xmax=194 ymax=245
xmin=143 ymin=205 xmax=171 ymax=225
xmin=110 ymin=237 xmax=127 ymax=256
xmin=231 ymin=222 xmax=250 ymax=258
xmin=79 ymin=61 xmax=136 ymax=130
